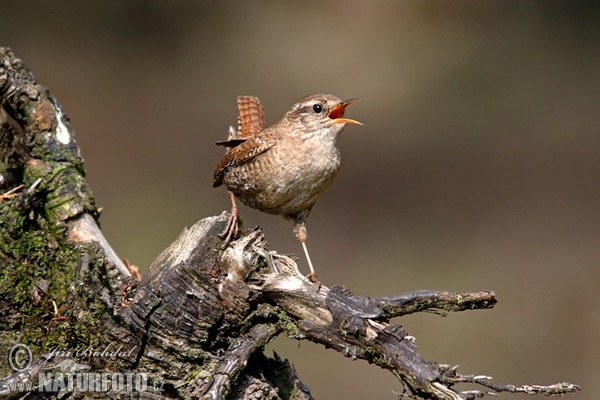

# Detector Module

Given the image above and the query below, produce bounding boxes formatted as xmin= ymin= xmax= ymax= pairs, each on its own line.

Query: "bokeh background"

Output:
xmin=2 ymin=1 xmax=598 ymax=399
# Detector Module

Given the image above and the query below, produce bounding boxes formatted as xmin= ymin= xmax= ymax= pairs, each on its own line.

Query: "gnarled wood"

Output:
xmin=0 ymin=47 xmax=580 ymax=400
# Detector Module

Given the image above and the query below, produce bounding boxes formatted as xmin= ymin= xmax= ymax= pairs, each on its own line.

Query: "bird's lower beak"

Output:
xmin=327 ymin=98 xmax=362 ymax=125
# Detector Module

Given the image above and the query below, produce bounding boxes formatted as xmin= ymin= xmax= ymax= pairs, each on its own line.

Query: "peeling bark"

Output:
xmin=0 ymin=47 xmax=580 ymax=400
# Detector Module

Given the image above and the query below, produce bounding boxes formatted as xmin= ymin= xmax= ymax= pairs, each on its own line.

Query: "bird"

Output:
xmin=213 ymin=94 xmax=361 ymax=282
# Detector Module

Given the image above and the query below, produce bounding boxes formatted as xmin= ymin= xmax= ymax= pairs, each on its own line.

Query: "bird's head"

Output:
xmin=282 ymin=94 xmax=362 ymax=135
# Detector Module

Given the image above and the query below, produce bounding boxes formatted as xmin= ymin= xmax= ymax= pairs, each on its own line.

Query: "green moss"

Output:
xmin=187 ymin=361 xmax=216 ymax=381
xmin=1 ymin=204 xmax=72 ymax=305
xmin=275 ymin=307 xmax=302 ymax=339
xmin=0 ymin=191 xmax=100 ymax=361
xmin=22 ymin=160 xmax=96 ymax=222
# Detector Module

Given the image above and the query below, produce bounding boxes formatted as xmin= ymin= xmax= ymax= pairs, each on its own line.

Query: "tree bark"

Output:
xmin=0 ymin=47 xmax=579 ymax=400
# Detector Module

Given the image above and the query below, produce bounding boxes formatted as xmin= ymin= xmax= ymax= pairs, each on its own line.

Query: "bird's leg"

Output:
xmin=293 ymin=220 xmax=319 ymax=283
xmin=301 ymin=242 xmax=318 ymax=283
xmin=218 ymin=191 xmax=239 ymax=248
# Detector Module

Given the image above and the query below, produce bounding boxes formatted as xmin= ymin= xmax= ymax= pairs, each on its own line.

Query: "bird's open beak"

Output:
xmin=327 ymin=98 xmax=362 ymax=125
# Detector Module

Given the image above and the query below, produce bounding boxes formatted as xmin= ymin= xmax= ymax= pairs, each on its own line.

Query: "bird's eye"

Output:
xmin=312 ymin=103 xmax=323 ymax=114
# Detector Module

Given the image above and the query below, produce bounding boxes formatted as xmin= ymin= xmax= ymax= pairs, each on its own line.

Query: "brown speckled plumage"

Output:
xmin=213 ymin=93 xmax=361 ymax=282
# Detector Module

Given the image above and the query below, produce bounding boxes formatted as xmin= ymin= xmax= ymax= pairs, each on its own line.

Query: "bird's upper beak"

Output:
xmin=327 ymin=98 xmax=362 ymax=125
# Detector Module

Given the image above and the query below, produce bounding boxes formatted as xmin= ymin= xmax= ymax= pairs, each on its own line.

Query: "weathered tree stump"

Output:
xmin=0 ymin=47 xmax=579 ymax=399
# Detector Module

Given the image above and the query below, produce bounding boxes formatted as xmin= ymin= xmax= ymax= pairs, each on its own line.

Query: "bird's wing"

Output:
xmin=237 ymin=96 xmax=265 ymax=138
xmin=213 ymin=96 xmax=265 ymax=147
xmin=213 ymin=133 xmax=277 ymax=187
xmin=214 ymin=137 xmax=249 ymax=147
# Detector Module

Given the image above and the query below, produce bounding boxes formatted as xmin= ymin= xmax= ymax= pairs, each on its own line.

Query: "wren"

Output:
xmin=213 ymin=94 xmax=361 ymax=282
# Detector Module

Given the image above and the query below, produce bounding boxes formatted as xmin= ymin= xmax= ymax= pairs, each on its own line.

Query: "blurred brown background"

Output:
xmin=2 ymin=1 xmax=598 ymax=398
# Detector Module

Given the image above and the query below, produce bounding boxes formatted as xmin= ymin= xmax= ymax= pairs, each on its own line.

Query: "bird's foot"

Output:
xmin=306 ymin=272 xmax=322 ymax=291
xmin=218 ymin=207 xmax=239 ymax=249
xmin=218 ymin=192 xmax=240 ymax=249
xmin=300 ymin=241 xmax=321 ymax=288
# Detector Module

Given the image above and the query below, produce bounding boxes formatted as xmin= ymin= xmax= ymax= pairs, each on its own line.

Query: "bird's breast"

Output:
xmin=224 ymin=133 xmax=341 ymax=215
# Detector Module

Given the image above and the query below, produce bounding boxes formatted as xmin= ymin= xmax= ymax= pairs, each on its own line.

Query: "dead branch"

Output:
xmin=0 ymin=46 xmax=580 ymax=400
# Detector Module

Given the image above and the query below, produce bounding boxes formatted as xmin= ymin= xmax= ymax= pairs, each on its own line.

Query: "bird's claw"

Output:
xmin=218 ymin=208 xmax=239 ymax=249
